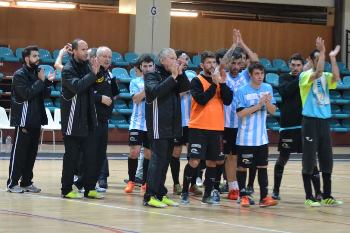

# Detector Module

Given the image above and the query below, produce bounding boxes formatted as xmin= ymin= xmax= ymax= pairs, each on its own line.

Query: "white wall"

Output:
xmin=129 ymin=0 xmax=171 ymax=55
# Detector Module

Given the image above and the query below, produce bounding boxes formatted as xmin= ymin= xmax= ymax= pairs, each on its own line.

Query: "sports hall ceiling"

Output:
xmin=58 ymin=0 xmax=328 ymax=25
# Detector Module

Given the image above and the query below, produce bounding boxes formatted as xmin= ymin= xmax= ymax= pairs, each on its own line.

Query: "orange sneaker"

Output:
xmin=124 ymin=181 xmax=135 ymax=193
xmin=227 ymin=189 xmax=239 ymax=200
xmin=240 ymin=195 xmax=250 ymax=207
xmin=259 ymin=196 xmax=278 ymax=207
xmin=141 ymin=183 xmax=147 ymax=191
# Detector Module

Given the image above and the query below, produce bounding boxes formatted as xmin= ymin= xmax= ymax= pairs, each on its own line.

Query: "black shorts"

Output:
xmin=188 ymin=128 xmax=224 ymax=161
xmin=129 ymin=129 xmax=150 ymax=149
xmin=174 ymin=126 xmax=189 ymax=146
xmin=223 ymin=127 xmax=238 ymax=155
xmin=237 ymin=144 xmax=268 ymax=168
xmin=278 ymin=128 xmax=302 ymax=153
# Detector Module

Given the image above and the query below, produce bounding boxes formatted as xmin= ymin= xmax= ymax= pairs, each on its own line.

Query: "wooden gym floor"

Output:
xmin=0 ymin=145 xmax=349 ymax=233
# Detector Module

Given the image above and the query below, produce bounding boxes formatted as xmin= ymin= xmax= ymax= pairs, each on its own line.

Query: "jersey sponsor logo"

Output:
xmin=305 ymin=137 xmax=313 ymax=142
xmin=129 ymin=136 xmax=137 ymax=142
xmin=241 ymin=153 xmax=253 ymax=159
xmin=96 ymin=76 xmax=105 ymax=83
xmin=191 ymin=148 xmax=200 ymax=154
xmin=282 ymin=143 xmax=290 ymax=149
xmin=191 ymin=144 xmax=202 ymax=149
xmin=130 ymin=131 xmax=139 ymax=136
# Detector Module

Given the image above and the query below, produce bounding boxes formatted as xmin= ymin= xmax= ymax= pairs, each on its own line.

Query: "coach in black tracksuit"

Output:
xmin=143 ymin=48 xmax=190 ymax=206
xmin=60 ymin=39 xmax=100 ymax=198
xmin=7 ymin=46 xmax=52 ymax=193
xmin=92 ymin=47 xmax=120 ymax=188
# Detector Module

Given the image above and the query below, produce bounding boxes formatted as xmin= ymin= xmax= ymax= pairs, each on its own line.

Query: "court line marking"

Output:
xmin=7 ymin=192 xmax=294 ymax=233
xmin=0 ymin=209 xmax=136 ymax=233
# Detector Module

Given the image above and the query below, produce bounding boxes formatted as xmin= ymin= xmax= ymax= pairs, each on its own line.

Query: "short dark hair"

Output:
xmin=233 ymin=47 xmax=248 ymax=58
xmin=229 ymin=52 xmax=242 ymax=62
xmin=288 ymin=53 xmax=304 ymax=64
xmin=135 ymin=53 xmax=154 ymax=69
xmin=22 ymin=45 xmax=39 ymax=61
xmin=215 ymin=48 xmax=228 ymax=63
xmin=310 ymin=49 xmax=320 ymax=60
xmin=175 ymin=50 xmax=186 ymax=58
xmin=248 ymin=62 xmax=264 ymax=74
xmin=201 ymin=51 xmax=216 ymax=63
xmin=71 ymin=38 xmax=83 ymax=50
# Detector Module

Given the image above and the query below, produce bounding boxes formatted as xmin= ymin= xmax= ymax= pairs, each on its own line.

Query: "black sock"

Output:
xmin=128 ymin=158 xmax=138 ymax=182
xmin=190 ymin=167 xmax=198 ymax=186
xmin=204 ymin=167 xmax=216 ymax=197
xmin=311 ymin=166 xmax=321 ymax=195
xmin=258 ymin=168 xmax=268 ymax=201
xmin=214 ymin=164 xmax=224 ymax=190
xmin=142 ymin=158 xmax=149 ymax=185
xmin=170 ymin=157 xmax=180 ymax=185
xmin=182 ymin=163 xmax=196 ymax=193
xmin=302 ymin=173 xmax=313 ymax=200
xmin=248 ymin=166 xmax=257 ymax=188
xmin=199 ymin=160 xmax=206 ymax=179
xmin=322 ymin=172 xmax=332 ymax=199
xmin=237 ymin=170 xmax=247 ymax=197
xmin=273 ymin=152 xmax=289 ymax=193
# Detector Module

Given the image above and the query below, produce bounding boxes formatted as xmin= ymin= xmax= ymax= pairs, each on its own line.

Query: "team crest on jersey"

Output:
xmin=96 ymin=76 xmax=105 ymax=83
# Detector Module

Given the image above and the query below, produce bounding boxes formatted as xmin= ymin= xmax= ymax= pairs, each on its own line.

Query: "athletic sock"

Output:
xmin=128 ymin=158 xmax=138 ymax=182
xmin=170 ymin=157 xmax=180 ymax=185
xmin=258 ymin=168 xmax=268 ymax=200
xmin=142 ymin=158 xmax=149 ymax=185
xmin=182 ymin=163 xmax=196 ymax=193
xmin=204 ymin=167 xmax=216 ymax=197
xmin=237 ymin=170 xmax=247 ymax=197
xmin=214 ymin=164 xmax=224 ymax=190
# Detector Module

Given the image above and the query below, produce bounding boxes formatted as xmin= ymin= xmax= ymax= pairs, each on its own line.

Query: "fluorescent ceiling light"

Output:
xmin=0 ymin=1 xmax=10 ymax=7
xmin=171 ymin=10 xmax=198 ymax=17
xmin=16 ymin=1 xmax=76 ymax=9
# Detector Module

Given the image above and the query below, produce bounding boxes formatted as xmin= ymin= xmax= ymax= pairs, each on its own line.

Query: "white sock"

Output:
xmin=228 ymin=182 xmax=235 ymax=191
xmin=233 ymin=181 xmax=239 ymax=190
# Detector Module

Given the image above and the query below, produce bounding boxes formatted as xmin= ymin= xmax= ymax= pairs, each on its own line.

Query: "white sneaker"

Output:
xmin=7 ymin=185 xmax=24 ymax=193
xmin=22 ymin=184 xmax=41 ymax=193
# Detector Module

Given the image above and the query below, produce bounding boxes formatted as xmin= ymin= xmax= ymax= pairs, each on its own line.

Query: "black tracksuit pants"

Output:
xmin=7 ymin=127 xmax=41 ymax=189
xmin=61 ymin=130 xmax=102 ymax=196
xmin=144 ymin=139 xmax=174 ymax=202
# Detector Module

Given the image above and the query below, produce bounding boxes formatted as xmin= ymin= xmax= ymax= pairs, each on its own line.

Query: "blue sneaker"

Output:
xmin=211 ymin=189 xmax=221 ymax=203
xmin=181 ymin=192 xmax=190 ymax=205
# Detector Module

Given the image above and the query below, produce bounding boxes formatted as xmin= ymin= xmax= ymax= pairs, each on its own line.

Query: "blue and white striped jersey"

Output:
xmin=235 ymin=82 xmax=275 ymax=146
xmin=181 ymin=72 xmax=196 ymax=127
xmin=224 ymin=69 xmax=250 ymax=128
xmin=129 ymin=77 xmax=147 ymax=131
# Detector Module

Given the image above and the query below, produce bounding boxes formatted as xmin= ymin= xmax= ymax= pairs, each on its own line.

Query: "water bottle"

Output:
xmin=5 ymin=136 xmax=12 ymax=145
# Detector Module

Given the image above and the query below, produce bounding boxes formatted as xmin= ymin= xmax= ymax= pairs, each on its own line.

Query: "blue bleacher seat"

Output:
xmin=331 ymin=105 xmax=349 ymax=118
xmin=129 ymin=67 xmax=137 ymax=78
xmin=110 ymin=114 xmax=129 ymax=129
xmin=112 ymin=52 xmax=129 ymax=67
xmin=124 ymin=52 xmax=139 ymax=65
xmin=114 ymin=99 xmax=132 ymax=115
xmin=39 ymin=64 xmax=55 ymax=78
xmin=267 ymin=117 xmax=280 ymax=131
xmin=112 ymin=67 xmax=132 ymax=83
xmin=185 ymin=70 xmax=197 ymax=79
xmin=337 ymin=62 xmax=350 ymax=76
xmin=272 ymin=58 xmax=290 ymax=73
xmin=55 ymin=69 xmax=62 ymax=80
xmin=342 ymin=105 xmax=350 ymax=114
xmin=118 ymin=83 xmax=129 ymax=93
xmin=324 ymin=62 xmax=332 ymax=72
xmin=272 ymin=107 xmax=280 ymax=117
xmin=260 ymin=58 xmax=278 ymax=73
xmin=39 ymin=48 xmax=55 ymax=64
xmin=265 ymin=73 xmax=279 ymax=87
xmin=0 ymin=47 xmax=19 ymax=62
xmin=52 ymin=49 xmax=70 ymax=64
xmin=342 ymin=119 xmax=350 ymax=128
xmin=15 ymin=48 xmax=25 ymax=61
xmin=192 ymin=55 xmax=201 ymax=67
xmin=330 ymin=119 xmax=348 ymax=132
xmin=0 ymin=72 xmax=3 ymax=81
